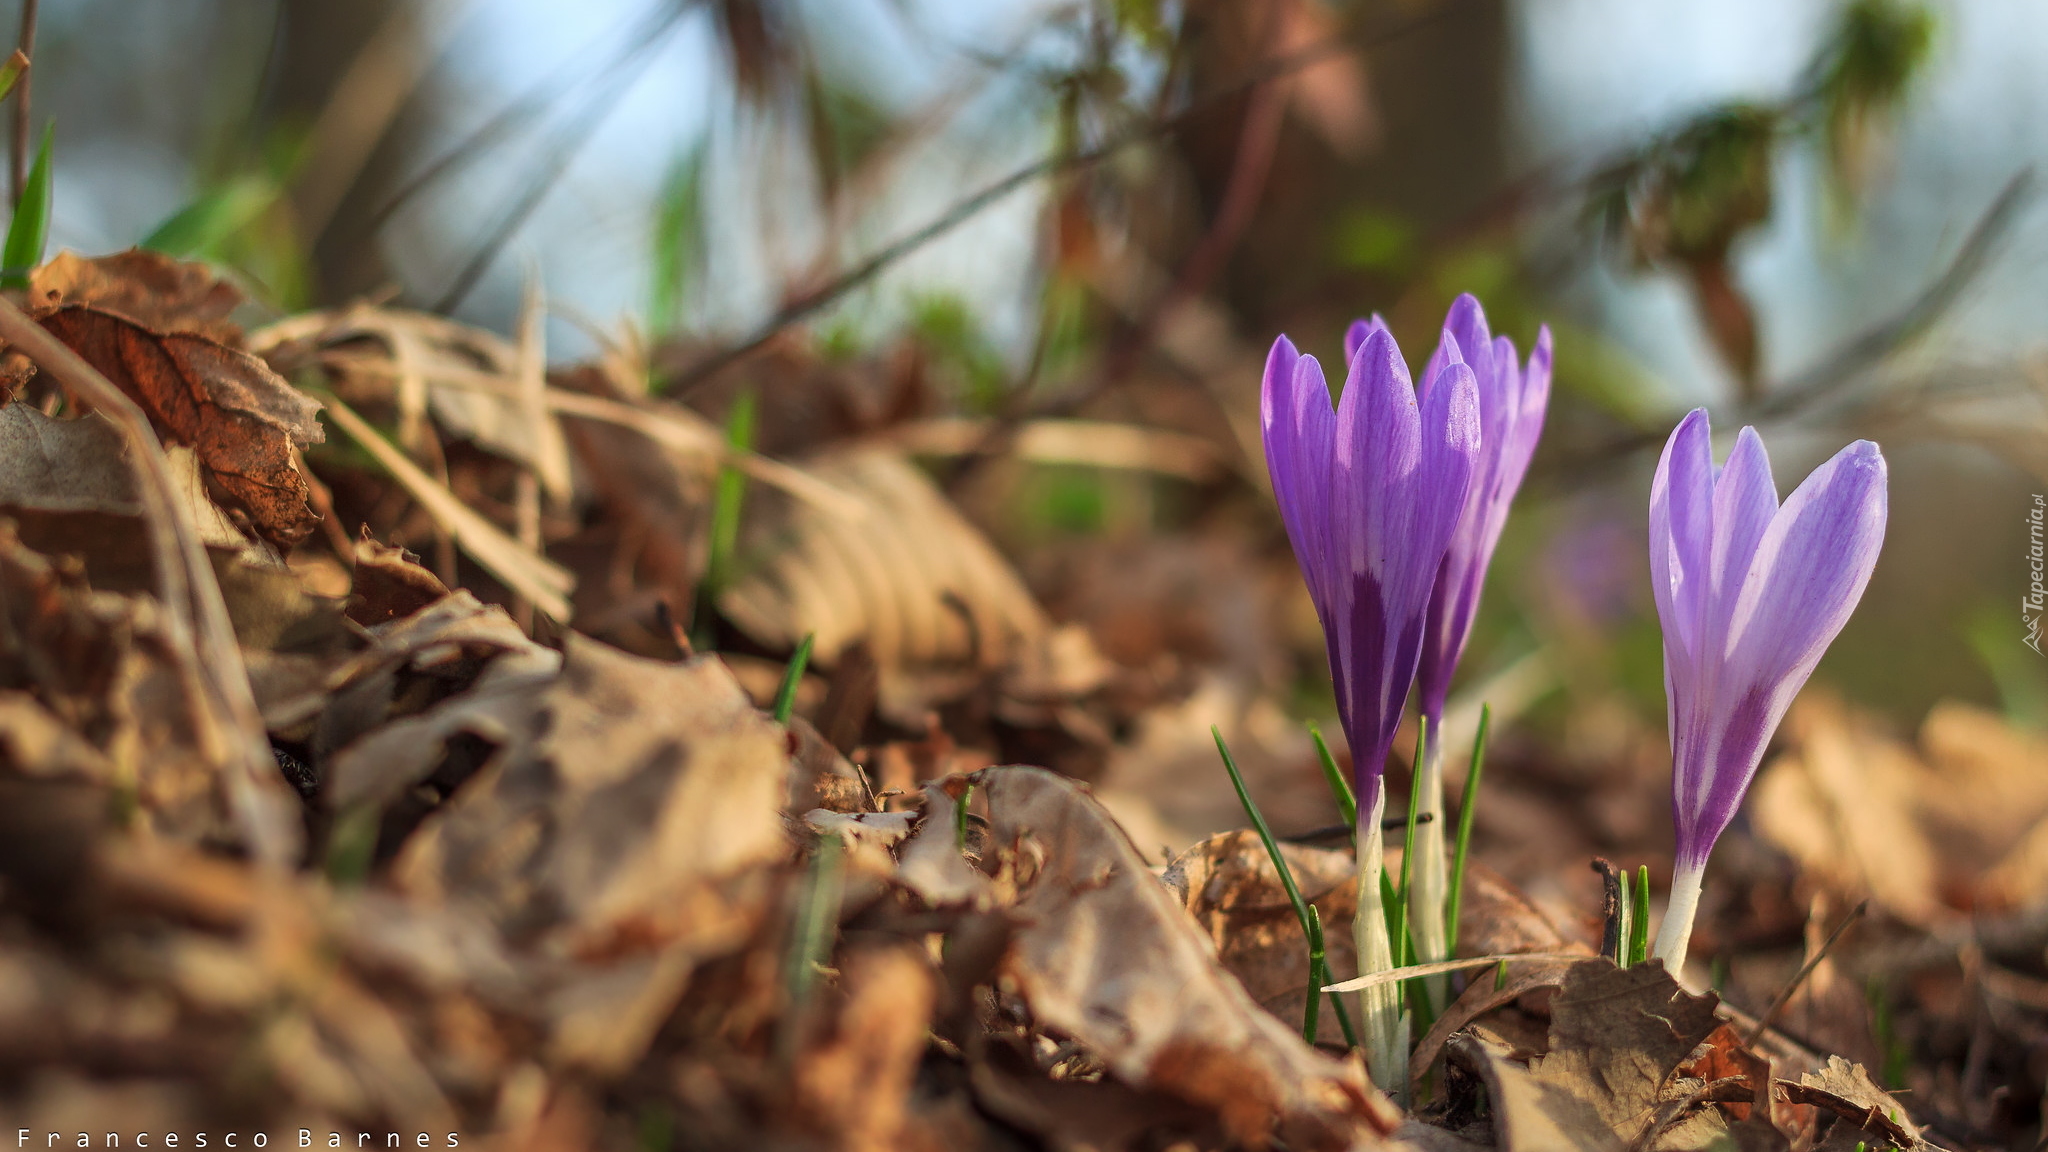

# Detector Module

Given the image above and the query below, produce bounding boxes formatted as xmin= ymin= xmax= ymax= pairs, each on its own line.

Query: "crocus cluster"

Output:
xmin=1262 ymin=295 xmax=1886 ymax=1095
xmin=1261 ymin=316 xmax=1478 ymax=1089
xmin=1647 ymin=409 xmax=1887 ymax=972
xmin=1383 ymin=300 xmax=1550 ymax=978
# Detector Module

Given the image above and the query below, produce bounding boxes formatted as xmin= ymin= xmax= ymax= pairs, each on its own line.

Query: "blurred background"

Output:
xmin=22 ymin=0 xmax=2048 ymax=827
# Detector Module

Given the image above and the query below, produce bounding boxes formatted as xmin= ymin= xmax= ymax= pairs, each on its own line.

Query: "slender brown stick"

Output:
xmin=669 ymin=6 xmax=1449 ymax=395
xmin=0 ymin=296 xmax=300 ymax=868
xmin=9 ymin=0 xmax=34 ymax=205
xmin=1744 ymin=899 xmax=1869 ymax=1048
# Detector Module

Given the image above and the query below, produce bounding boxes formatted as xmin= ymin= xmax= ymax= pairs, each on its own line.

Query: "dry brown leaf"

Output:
xmin=21 ymin=306 xmax=325 ymax=547
xmin=0 ymin=402 xmax=275 ymax=578
xmin=791 ymin=945 xmax=939 ymax=1152
xmin=721 ymin=446 xmax=1062 ymax=720
xmin=0 ymin=522 xmax=241 ymax=842
xmin=393 ymin=636 xmax=789 ymax=948
xmin=1163 ymin=828 xmax=1359 ymax=1027
xmin=321 ymin=393 xmax=574 ymax=620
xmin=897 ymin=782 xmax=993 ymax=908
xmin=1753 ymin=694 xmax=1946 ymax=925
xmin=1448 ymin=1029 xmax=1622 ymax=1152
xmin=977 ymin=766 xmax=1394 ymax=1150
xmin=1526 ymin=961 xmax=1731 ymax=1151
xmin=346 ymin=532 xmax=452 ymax=625
xmin=29 ymin=248 xmax=247 ymax=345
xmin=1778 ymin=1056 xmax=1931 ymax=1151
xmin=1444 ymin=961 xmax=1769 ymax=1152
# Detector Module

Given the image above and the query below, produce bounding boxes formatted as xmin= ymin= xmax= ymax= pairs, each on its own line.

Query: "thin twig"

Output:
xmin=366 ymin=0 xmax=696 ymax=237
xmin=431 ymin=5 xmax=699 ymax=313
xmin=1553 ymin=170 xmax=2036 ymax=482
xmin=1594 ymin=857 xmax=1625 ymax=964
xmin=1744 ymin=899 xmax=1870 ymax=1048
xmin=0 ymin=296 xmax=298 ymax=869
xmin=8 ymin=0 xmax=33 ymax=205
xmin=668 ymin=6 xmax=1448 ymax=395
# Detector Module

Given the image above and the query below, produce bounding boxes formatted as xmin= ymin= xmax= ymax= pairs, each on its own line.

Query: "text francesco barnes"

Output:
xmin=15 ymin=1133 xmax=462 ymax=1148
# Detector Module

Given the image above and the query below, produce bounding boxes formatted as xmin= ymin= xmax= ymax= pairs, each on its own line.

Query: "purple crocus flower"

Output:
xmin=1262 ymin=326 xmax=1482 ymax=809
xmin=1345 ymin=297 xmax=1552 ymax=975
xmin=1263 ymin=321 xmax=1479 ymax=1090
xmin=1647 ymin=409 xmax=1887 ymax=973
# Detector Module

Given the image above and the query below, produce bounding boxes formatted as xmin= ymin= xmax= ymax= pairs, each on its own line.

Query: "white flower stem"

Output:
xmin=1651 ymin=861 xmax=1705 ymax=978
xmin=1409 ymin=724 xmax=1449 ymax=1009
xmin=1352 ymin=783 xmax=1409 ymax=1107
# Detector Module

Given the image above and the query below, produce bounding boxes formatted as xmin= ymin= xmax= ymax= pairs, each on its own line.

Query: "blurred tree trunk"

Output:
xmin=266 ymin=0 xmax=423 ymax=304
xmin=1172 ymin=0 xmax=1508 ymax=346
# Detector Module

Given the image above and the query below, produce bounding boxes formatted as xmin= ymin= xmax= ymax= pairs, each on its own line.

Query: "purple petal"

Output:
xmin=1323 ymin=328 xmax=1479 ymax=782
xmin=1706 ymin=427 xmax=1778 ymax=642
xmin=1343 ymin=314 xmax=1389 ymax=366
xmin=1261 ymin=337 xmax=1339 ymax=614
xmin=1424 ymin=294 xmax=1493 ymax=397
xmin=1649 ymin=409 xmax=1714 ymax=668
xmin=1665 ymin=434 xmax=1888 ymax=869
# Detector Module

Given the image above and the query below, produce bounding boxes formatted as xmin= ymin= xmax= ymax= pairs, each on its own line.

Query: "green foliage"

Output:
xmin=910 ymin=291 xmax=1008 ymax=412
xmin=1034 ymin=467 xmax=1107 ymax=535
xmin=1446 ymin=704 xmax=1490 ymax=957
xmin=0 ymin=120 xmax=53 ymax=289
xmin=1812 ymin=0 xmax=1936 ymax=192
xmin=1627 ymin=865 xmax=1651 ymax=967
xmin=1310 ymin=722 xmax=1357 ymax=832
xmin=1213 ymin=726 xmax=1357 ymax=1048
xmin=696 ymin=392 xmax=757 ymax=647
xmin=144 ymin=125 xmax=311 ymax=308
xmin=773 ymin=633 xmax=815 ymax=724
xmin=805 ymin=68 xmax=895 ymax=198
xmin=647 ymin=144 xmax=706 ymax=339
xmin=1332 ymin=207 xmax=1415 ymax=273
xmin=784 ymin=830 xmax=846 ymax=1020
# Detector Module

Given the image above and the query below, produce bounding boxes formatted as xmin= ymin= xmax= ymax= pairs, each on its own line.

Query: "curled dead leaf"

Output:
xmin=977 ymin=766 xmax=1395 ymax=1149
xmin=29 ymin=249 xmax=247 ymax=345
xmin=18 ymin=306 xmax=324 ymax=547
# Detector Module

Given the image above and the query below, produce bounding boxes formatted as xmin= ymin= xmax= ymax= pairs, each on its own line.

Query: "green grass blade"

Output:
xmin=1628 ymin=865 xmax=1652 ymax=967
xmin=1215 ymin=726 xmax=1331 ymax=1046
xmin=954 ymin=781 xmax=975 ymax=851
xmin=772 ymin=632 xmax=814 ymax=724
xmin=1306 ymin=904 xmax=1359 ymax=1049
xmin=785 ymin=830 xmax=846 ymax=1012
xmin=1390 ymin=720 xmax=1437 ymax=1027
xmin=1309 ymin=722 xmax=1357 ymax=831
xmin=694 ymin=390 xmax=756 ymax=647
xmin=1444 ymin=703 xmax=1491 ymax=957
xmin=1392 ymin=718 xmax=1423 ymax=973
xmin=1 ymin=120 xmax=53 ymax=289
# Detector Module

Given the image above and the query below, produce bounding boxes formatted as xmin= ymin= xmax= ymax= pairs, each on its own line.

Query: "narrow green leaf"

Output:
xmin=325 ymin=804 xmax=380 ymax=886
xmin=772 ymin=632 xmax=814 ymax=724
xmin=1391 ymin=718 xmax=1423 ymax=974
xmin=785 ymin=830 xmax=846 ymax=1015
xmin=1 ymin=120 xmax=54 ymax=289
xmin=1309 ymin=722 xmax=1357 ymax=831
xmin=1397 ymin=720 xmax=1436 ymax=1026
xmin=1306 ymin=904 xmax=1359 ymax=1049
xmin=694 ymin=390 xmax=756 ymax=648
xmin=1445 ymin=703 xmax=1491 ymax=957
xmin=1215 ymin=726 xmax=1333 ymax=1047
xmin=954 ymin=781 xmax=975 ymax=852
xmin=1628 ymin=865 xmax=1652 ymax=967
